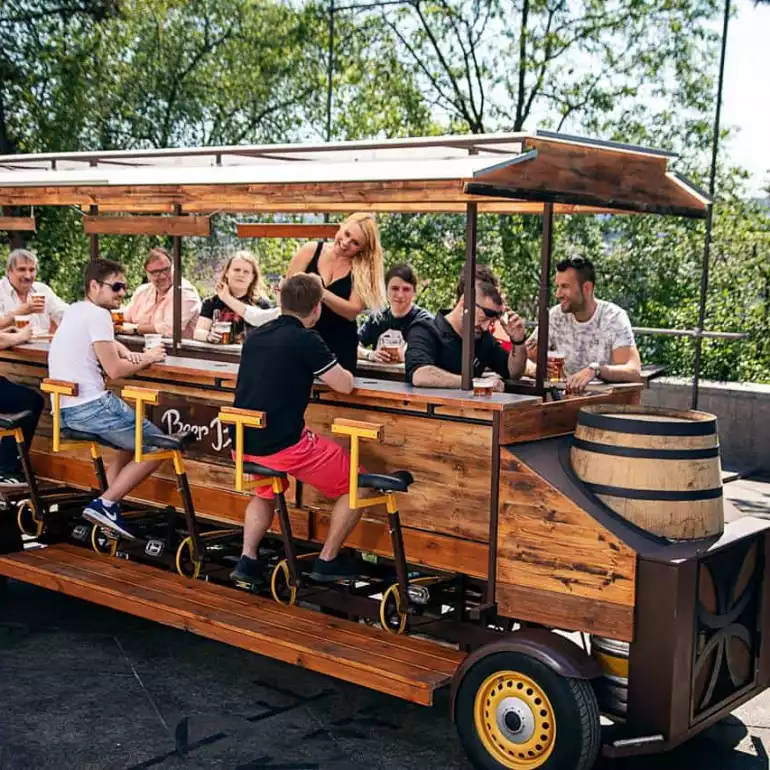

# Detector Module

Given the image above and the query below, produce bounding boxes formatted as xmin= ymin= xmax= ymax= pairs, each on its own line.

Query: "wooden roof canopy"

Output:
xmin=0 ymin=131 xmax=710 ymax=218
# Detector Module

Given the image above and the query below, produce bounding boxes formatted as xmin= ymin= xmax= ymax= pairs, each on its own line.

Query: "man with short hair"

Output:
xmin=0 ymin=323 xmax=42 ymax=486
xmin=229 ymin=273 xmax=367 ymax=587
xmin=48 ymin=258 xmax=167 ymax=538
xmin=527 ymin=256 xmax=641 ymax=393
xmin=405 ymin=265 xmax=527 ymax=390
xmin=0 ymin=249 xmax=69 ymax=333
xmin=122 ymin=247 xmax=201 ymax=338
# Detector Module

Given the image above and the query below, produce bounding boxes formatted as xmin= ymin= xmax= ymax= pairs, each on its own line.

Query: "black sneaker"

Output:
xmin=308 ymin=552 xmax=360 ymax=583
xmin=230 ymin=555 xmax=266 ymax=588
xmin=0 ymin=473 xmax=25 ymax=487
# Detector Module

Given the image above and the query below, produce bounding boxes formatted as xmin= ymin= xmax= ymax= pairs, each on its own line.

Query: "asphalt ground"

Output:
xmin=1 ymin=475 xmax=769 ymax=770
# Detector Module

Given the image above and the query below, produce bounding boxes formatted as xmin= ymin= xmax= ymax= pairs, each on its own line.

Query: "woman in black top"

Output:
xmin=358 ymin=263 xmax=432 ymax=363
xmin=286 ymin=213 xmax=386 ymax=373
xmin=194 ymin=251 xmax=276 ymax=344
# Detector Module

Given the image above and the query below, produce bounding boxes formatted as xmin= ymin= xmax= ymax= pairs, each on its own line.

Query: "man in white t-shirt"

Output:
xmin=0 ymin=249 xmax=69 ymax=334
xmin=527 ymin=256 xmax=641 ymax=393
xmin=48 ymin=258 xmax=166 ymax=539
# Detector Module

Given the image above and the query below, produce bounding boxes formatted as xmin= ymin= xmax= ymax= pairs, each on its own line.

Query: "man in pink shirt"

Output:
xmin=123 ymin=248 xmax=201 ymax=338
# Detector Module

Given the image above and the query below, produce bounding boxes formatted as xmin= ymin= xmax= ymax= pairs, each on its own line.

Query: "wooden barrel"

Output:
xmin=590 ymin=636 xmax=629 ymax=721
xmin=570 ymin=405 xmax=723 ymax=540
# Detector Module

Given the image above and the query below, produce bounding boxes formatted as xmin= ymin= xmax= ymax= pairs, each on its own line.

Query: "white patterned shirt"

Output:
xmin=0 ymin=276 xmax=69 ymax=333
xmin=529 ymin=300 xmax=636 ymax=376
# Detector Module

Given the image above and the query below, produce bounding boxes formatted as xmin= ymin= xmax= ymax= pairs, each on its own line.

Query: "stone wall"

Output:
xmin=642 ymin=378 xmax=770 ymax=476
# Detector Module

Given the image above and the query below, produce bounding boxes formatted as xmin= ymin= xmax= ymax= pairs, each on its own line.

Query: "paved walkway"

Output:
xmin=1 ymin=477 xmax=769 ymax=769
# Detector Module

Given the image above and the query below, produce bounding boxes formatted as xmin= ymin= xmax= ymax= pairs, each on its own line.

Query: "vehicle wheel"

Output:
xmin=176 ymin=537 xmax=202 ymax=579
xmin=91 ymin=525 xmax=118 ymax=556
xmin=454 ymin=651 xmax=600 ymax=770
xmin=379 ymin=583 xmax=407 ymax=635
xmin=271 ymin=559 xmax=298 ymax=607
xmin=16 ymin=500 xmax=42 ymax=538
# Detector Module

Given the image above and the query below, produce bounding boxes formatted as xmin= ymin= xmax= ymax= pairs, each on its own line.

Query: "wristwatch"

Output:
xmin=589 ymin=361 xmax=602 ymax=378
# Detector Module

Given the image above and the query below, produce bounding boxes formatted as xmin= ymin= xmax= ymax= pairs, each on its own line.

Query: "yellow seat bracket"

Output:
xmin=331 ymin=418 xmax=394 ymax=510
xmin=218 ymin=407 xmax=267 ymax=493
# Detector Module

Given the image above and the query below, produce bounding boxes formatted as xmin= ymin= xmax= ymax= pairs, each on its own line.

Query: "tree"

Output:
xmin=379 ymin=0 xmax=721 ymax=150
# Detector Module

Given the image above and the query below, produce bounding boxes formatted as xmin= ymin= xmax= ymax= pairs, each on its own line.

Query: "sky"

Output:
xmin=721 ymin=0 xmax=770 ymax=196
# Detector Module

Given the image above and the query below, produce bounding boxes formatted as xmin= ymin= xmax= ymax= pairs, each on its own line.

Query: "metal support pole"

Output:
xmin=535 ymin=203 xmax=554 ymax=392
xmin=89 ymin=160 xmax=99 ymax=261
xmin=692 ymin=0 xmax=730 ymax=410
xmin=172 ymin=203 xmax=183 ymax=352
xmin=326 ymin=0 xmax=335 ymax=143
xmin=461 ymin=202 xmax=478 ymax=390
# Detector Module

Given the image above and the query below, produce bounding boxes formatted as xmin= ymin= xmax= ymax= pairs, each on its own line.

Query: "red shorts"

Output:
xmin=242 ymin=429 xmax=354 ymax=500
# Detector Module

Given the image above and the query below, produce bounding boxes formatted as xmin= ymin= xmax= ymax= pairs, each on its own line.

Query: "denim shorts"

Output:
xmin=61 ymin=391 xmax=166 ymax=452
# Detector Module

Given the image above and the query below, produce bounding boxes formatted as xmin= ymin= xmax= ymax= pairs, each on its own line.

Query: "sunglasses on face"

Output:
xmin=98 ymin=280 xmax=128 ymax=293
xmin=476 ymin=303 xmax=502 ymax=320
xmin=147 ymin=266 xmax=171 ymax=277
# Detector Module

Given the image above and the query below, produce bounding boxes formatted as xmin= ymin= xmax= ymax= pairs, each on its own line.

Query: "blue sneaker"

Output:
xmin=82 ymin=498 xmax=137 ymax=541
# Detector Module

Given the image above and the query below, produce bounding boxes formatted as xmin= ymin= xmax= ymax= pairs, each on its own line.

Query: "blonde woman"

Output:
xmin=286 ymin=213 xmax=386 ymax=373
xmin=194 ymin=251 xmax=278 ymax=344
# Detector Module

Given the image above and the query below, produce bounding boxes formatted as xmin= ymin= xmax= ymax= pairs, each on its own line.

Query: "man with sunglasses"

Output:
xmin=122 ymin=247 xmax=201 ymax=338
xmin=48 ymin=259 xmax=168 ymax=539
xmin=527 ymin=256 xmax=641 ymax=393
xmin=405 ymin=265 xmax=527 ymax=390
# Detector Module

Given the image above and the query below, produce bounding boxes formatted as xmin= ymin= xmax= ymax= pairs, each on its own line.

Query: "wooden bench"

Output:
xmin=0 ymin=544 xmax=465 ymax=705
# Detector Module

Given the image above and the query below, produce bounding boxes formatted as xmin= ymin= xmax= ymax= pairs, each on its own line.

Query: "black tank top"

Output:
xmin=306 ymin=241 xmax=358 ymax=374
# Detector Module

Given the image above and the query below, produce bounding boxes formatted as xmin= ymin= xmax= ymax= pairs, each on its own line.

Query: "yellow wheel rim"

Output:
xmin=270 ymin=560 xmax=297 ymax=607
xmin=379 ymin=583 xmax=407 ymax=635
xmin=473 ymin=671 xmax=556 ymax=769
xmin=91 ymin=525 xmax=118 ymax=556
xmin=176 ymin=537 xmax=202 ymax=579
xmin=16 ymin=500 xmax=42 ymax=538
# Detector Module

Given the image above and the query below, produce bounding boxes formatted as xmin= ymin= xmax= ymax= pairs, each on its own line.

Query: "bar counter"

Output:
xmin=0 ymin=340 xmax=642 ymax=596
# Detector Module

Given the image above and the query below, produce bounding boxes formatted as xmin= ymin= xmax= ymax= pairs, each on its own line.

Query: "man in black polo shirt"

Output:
xmin=405 ymin=266 xmax=527 ymax=390
xmin=230 ymin=273 xmax=363 ymax=586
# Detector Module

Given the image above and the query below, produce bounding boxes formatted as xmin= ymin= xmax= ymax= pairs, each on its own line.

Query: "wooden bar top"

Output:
xmin=1 ymin=341 xmax=541 ymax=414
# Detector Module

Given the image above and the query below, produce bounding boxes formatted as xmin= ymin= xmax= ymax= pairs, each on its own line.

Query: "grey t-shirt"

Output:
xmin=529 ymin=300 xmax=636 ymax=376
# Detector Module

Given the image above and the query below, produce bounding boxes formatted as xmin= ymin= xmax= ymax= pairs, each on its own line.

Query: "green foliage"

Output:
xmin=1 ymin=0 xmax=768 ymax=384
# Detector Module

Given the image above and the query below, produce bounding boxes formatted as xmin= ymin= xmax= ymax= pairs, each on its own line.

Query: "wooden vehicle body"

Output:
xmin=2 ymin=132 xmax=768 ymax=770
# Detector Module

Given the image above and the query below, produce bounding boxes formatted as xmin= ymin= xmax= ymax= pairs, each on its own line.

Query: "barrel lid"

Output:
xmin=577 ymin=404 xmax=717 ymax=436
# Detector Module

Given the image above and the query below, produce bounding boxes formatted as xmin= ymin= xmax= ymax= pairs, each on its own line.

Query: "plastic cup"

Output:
xmin=473 ymin=378 xmax=495 ymax=397
xmin=14 ymin=316 xmax=31 ymax=330
xmin=547 ymin=351 xmax=566 ymax=382
xmin=111 ymin=309 xmax=125 ymax=328
xmin=213 ymin=321 xmax=233 ymax=345
xmin=144 ymin=333 xmax=163 ymax=351
xmin=31 ymin=293 xmax=46 ymax=312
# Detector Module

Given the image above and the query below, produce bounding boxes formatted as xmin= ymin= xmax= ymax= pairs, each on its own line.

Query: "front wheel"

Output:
xmin=454 ymin=651 xmax=600 ymax=770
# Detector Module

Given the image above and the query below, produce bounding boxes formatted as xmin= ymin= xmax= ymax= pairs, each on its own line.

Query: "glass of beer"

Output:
xmin=379 ymin=345 xmax=401 ymax=363
xmin=144 ymin=333 xmax=163 ymax=351
xmin=111 ymin=309 xmax=125 ymax=329
xmin=31 ymin=293 xmax=46 ymax=313
xmin=547 ymin=351 xmax=566 ymax=382
xmin=14 ymin=316 xmax=31 ymax=330
xmin=213 ymin=321 xmax=233 ymax=345
xmin=472 ymin=377 xmax=495 ymax=397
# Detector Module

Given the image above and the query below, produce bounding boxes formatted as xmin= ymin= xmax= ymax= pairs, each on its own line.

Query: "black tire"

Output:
xmin=454 ymin=651 xmax=601 ymax=770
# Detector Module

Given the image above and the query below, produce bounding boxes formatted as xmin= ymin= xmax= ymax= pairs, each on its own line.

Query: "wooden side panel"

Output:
xmin=303 ymin=403 xmax=493 ymax=543
xmin=500 ymin=385 xmax=642 ymax=444
xmin=83 ymin=215 xmax=211 ymax=236
xmin=29 ymin=442 xmax=489 ymax=578
xmin=495 ymin=447 xmax=637 ymax=640
xmin=236 ymin=223 xmax=339 ymax=239
xmin=0 ymin=216 xmax=36 ymax=231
